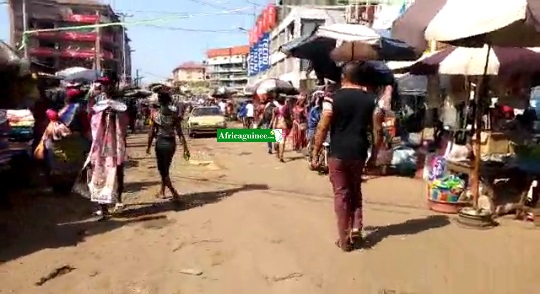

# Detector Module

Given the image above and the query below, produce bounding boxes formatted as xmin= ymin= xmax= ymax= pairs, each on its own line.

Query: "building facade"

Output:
xmin=265 ymin=7 xmax=346 ymax=90
xmin=8 ymin=0 xmax=132 ymax=80
xmin=172 ymin=62 xmax=206 ymax=84
xmin=206 ymin=45 xmax=249 ymax=91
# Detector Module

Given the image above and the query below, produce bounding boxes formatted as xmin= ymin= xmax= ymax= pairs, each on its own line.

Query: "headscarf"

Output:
xmin=96 ymin=76 xmax=111 ymax=85
xmin=66 ymin=88 xmax=82 ymax=101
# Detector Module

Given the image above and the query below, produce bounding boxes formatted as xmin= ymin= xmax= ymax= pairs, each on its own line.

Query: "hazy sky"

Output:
xmin=0 ymin=0 xmax=267 ymax=82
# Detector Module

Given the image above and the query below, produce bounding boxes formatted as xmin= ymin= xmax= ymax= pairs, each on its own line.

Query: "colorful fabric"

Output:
xmin=85 ymin=102 xmax=127 ymax=204
xmin=43 ymin=103 xmax=90 ymax=177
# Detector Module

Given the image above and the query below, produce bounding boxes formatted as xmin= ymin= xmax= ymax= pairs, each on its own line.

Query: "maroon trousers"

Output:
xmin=328 ymin=158 xmax=365 ymax=245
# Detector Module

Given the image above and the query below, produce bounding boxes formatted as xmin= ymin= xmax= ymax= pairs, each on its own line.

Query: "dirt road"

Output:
xmin=0 ymin=134 xmax=538 ymax=294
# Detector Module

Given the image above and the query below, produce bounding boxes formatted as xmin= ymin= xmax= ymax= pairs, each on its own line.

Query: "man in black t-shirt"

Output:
xmin=310 ymin=62 xmax=383 ymax=252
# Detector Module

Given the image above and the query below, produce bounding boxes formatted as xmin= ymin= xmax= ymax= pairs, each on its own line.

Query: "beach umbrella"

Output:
xmin=211 ymin=87 xmax=237 ymax=98
xmin=56 ymin=67 xmax=99 ymax=82
xmin=281 ymin=23 xmax=418 ymax=62
xmin=124 ymin=89 xmax=153 ymax=98
xmin=244 ymin=78 xmax=297 ymax=95
xmin=392 ymin=0 xmax=540 ymax=53
xmin=407 ymin=45 xmax=540 ymax=76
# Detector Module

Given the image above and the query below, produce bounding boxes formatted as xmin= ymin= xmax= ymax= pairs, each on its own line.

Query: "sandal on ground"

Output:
xmin=171 ymin=193 xmax=183 ymax=203
xmin=335 ymin=238 xmax=353 ymax=252
xmin=111 ymin=203 xmax=125 ymax=214
xmin=155 ymin=192 xmax=166 ymax=199
xmin=350 ymin=230 xmax=363 ymax=248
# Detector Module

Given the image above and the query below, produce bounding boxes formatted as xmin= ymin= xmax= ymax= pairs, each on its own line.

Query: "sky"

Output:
xmin=0 ymin=0 xmax=268 ymax=82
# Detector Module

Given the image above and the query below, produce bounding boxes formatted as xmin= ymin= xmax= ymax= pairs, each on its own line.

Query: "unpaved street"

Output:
xmin=0 ymin=133 xmax=538 ymax=294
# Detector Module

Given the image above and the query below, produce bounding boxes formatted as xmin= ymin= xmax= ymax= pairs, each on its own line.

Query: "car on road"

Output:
xmin=187 ymin=106 xmax=226 ymax=137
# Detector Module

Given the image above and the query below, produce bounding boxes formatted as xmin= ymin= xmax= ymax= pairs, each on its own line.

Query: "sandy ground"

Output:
xmin=0 ymin=131 xmax=539 ymax=294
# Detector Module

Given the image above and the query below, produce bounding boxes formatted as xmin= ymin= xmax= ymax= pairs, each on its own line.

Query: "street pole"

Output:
xmin=122 ymin=15 xmax=126 ymax=83
xmin=22 ymin=0 xmax=28 ymax=58
xmin=134 ymin=68 xmax=140 ymax=87
xmin=117 ymin=13 xmax=132 ymax=83
xmin=94 ymin=10 xmax=102 ymax=72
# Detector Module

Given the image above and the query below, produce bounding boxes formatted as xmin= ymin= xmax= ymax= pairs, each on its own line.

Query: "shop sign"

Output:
xmin=258 ymin=33 xmax=271 ymax=73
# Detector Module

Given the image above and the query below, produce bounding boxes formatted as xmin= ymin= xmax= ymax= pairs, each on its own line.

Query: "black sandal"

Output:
xmin=335 ymin=238 xmax=353 ymax=252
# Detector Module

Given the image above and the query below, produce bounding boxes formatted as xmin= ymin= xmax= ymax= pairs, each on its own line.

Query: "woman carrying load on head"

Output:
xmin=36 ymin=88 xmax=91 ymax=194
xmin=85 ymin=98 xmax=129 ymax=219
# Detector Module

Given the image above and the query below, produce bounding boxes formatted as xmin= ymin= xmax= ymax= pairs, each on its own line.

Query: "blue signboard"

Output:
xmin=258 ymin=33 xmax=271 ymax=73
xmin=248 ymin=43 xmax=259 ymax=76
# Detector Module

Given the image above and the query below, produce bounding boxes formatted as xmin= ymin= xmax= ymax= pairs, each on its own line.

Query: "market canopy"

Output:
xmin=407 ymin=45 xmax=540 ymax=76
xmin=392 ymin=0 xmax=540 ymax=52
xmin=280 ymin=23 xmax=418 ymax=62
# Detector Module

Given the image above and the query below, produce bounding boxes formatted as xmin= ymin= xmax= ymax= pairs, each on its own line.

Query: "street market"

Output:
xmin=1 ymin=0 xmax=540 ymax=293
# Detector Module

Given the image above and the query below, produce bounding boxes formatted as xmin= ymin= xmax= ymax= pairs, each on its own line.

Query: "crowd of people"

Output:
xmin=31 ymin=76 xmax=189 ymax=220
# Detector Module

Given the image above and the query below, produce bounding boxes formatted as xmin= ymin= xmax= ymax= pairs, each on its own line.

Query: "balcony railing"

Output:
xmin=34 ymin=31 xmax=115 ymax=44
xmin=64 ymin=14 xmax=100 ymax=24
xmin=207 ymin=67 xmax=246 ymax=73
xmin=29 ymin=47 xmax=114 ymax=60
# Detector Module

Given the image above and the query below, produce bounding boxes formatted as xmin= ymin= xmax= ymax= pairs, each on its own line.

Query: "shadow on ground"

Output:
xmin=123 ymin=180 xmax=162 ymax=193
xmin=361 ymin=215 xmax=450 ymax=249
xmin=0 ymin=184 xmax=267 ymax=263
xmin=116 ymin=183 xmax=269 ymax=219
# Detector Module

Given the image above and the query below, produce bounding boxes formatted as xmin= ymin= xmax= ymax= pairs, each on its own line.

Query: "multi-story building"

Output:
xmin=8 ymin=0 xmax=132 ymax=81
xmin=206 ymin=45 xmax=249 ymax=91
xmin=265 ymin=6 xmax=346 ymax=90
xmin=172 ymin=61 xmax=206 ymax=84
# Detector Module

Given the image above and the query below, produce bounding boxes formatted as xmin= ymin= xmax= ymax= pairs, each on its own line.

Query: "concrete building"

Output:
xmin=206 ymin=45 xmax=249 ymax=91
xmin=8 ymin=0 xmax=132 ymax=80
xmin=172 ymin=62 xmax=206 ymax=84
xmin=265 ymin=6 xmax=346 ymax=90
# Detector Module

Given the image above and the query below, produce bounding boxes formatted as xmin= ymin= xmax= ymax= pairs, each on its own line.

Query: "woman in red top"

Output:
xmin=272 ymin=94 xmax=292 ymax=162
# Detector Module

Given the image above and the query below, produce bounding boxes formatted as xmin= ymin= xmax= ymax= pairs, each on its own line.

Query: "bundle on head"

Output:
xmin=342 ymin=61 xmax=381 ymax=87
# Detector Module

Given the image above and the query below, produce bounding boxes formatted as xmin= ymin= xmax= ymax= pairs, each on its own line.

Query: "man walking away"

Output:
xmin=245 ymin=100 xmax=255 ymax=129
xmin=310 ymin=62 xmax=382 ymax=252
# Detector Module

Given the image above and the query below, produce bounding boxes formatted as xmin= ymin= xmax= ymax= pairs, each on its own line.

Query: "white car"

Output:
xmin=187 ymin=106 xmax=227 ymax=137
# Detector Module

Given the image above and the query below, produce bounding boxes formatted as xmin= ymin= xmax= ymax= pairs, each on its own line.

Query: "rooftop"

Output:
xmin=173 ymin=61 xmax=205 ymax=72
xmin=206 ymin=45 xmax=250 ymax=58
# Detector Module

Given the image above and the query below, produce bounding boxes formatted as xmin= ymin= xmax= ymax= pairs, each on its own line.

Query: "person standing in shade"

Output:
xmin=218 ymin=99 xmax=227 ymax=115
xmin=272 ymin=94 xmax=292 ymax=162
xmin=258 ymin=92 xmax=276 ymax=154
xmin=310 ymin=61 xmax=382 ymax=252
xmin=147 ymin=92 xmax=190 ymax=201
xmin=244 ymin=100 xmax=255 ymax=129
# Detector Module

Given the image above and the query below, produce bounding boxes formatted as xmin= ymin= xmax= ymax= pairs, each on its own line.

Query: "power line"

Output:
xmin=118 ymin=9 xmax=253 ymax=16
xmin=187 ymin=0 xmax=231 ymax=11
xmin=142 ymin=24 xmax=243 ymax=33
xmin=243 ymin=0 xmax=264 ymax=7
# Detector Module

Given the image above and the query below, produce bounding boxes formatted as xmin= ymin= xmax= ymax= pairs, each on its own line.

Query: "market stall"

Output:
xmin=403 ymin=46 xmax=540 ymax=224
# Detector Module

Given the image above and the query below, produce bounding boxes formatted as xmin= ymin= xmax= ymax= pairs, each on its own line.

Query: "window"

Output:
xmin=300 ymin=18 xmax=325 ymax=71
xmin=37 ymin=57 xmax=55 ymax=67
xmin=30 ymin=20 xmax=55 ymax=29
xmin=38 ymin=40 xmax=57 ymax=49
xmin=286 ymin=23 xmax=295 ymax=41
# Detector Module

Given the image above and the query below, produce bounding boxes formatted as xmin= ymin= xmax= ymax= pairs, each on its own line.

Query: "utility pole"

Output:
xmin=117 ymin=13 xmax=133 ymax=84
xmin=94 ymin=10 xmax=102 ymax=72
xmin=134 ymin=69 xmax=143 ymax=87
xmin=22 ymin=0 xmax=28 ymax=58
